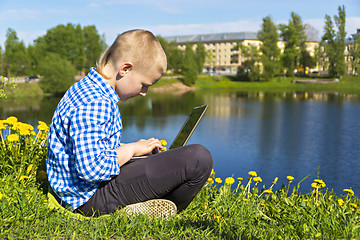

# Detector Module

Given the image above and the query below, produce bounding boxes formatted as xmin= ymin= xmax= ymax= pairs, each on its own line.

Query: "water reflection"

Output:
xmin=1 ymin=90 xmax=359 ymax=195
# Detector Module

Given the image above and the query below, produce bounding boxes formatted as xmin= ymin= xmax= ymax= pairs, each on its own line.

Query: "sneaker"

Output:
xmin=122 ymin=199 xmax=177 ymax=219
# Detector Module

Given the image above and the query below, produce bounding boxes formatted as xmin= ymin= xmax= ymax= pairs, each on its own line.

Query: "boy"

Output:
xmin=47 ymin=29 xmax=213 ymax=218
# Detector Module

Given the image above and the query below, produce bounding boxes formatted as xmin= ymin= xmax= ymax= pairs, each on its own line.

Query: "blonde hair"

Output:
xmin=96 ymin=29 xmax=167 ymax=79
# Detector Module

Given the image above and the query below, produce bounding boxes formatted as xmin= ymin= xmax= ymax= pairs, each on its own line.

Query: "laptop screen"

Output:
xmin=169 ymin=104 xmax=208 ymax=150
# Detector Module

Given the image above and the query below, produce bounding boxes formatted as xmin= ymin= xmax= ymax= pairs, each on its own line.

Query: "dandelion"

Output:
xmin=213 ymin=215 xmax=221 ymax=222
xmin=350 ymin=203 xmax=358 ymax=210
xmin=7 ymin=134 xmax=19 ymax=142
xmin=19 ymin=123 xmax=34 ymax=136
xmin=225 ymin=177 xmax=235 ymax=185
xmin=263 ymin=189 xmax=273 ymax=194
xmin=242 ymin=198 xmax=249 ymax=202
xmin=237 ymin=177 xmax=243 ymax=182
xmin=248 ymin=171 xmax=257 ymax=177
xmin=338 ymin=199 xmax=344 ymax=206
xmin=210 ymin=169 xmax=215 ymax=178
xmin=0 ymin=120 xmax=5 ymax=130
xmin=160 ymin=140 xmax=167 ymax=146
xmin=287 ymin=176 xmax=294 ymax=182
xmin=253 ymin=176 xmax=262 ymax=183
xmin=26 ymin=194 xmax=31 ymax=200
xmin=0 ymin=192 xmax=3 ymax=200
xmin=19 ymin=175 xmax=29 ymax=181
xmin=37 ymin=121 xmax=49 ymax=131
xmin=343 ymin=188 xmax=354 ymax=196
xmin=162 ymin=147 xmax=167 ymax=151
xmin=272 ymin=177 xmax=279 ymax=185
xmin=4 ymin=116 xmax=17 ymax=125
xmin=207 ymin=178 xmax=214 ymax=185
xmin=311 ymin=179 xmax=326 ymax=188
xmin=26 ymin=164 xmax=34 ymax=174
xmin=215 ymin=178 xmax=222 ymax=184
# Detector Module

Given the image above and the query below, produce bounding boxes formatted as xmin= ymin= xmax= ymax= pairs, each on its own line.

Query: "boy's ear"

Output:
xmin=118 ymin=62 xmax=133 ymax=76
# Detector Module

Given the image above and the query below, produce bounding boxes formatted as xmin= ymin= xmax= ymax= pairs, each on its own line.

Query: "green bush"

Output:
xmin=38 ymin=53 xmax=76 ymax=95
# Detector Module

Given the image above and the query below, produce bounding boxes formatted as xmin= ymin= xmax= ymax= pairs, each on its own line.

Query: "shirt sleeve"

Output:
xmin=70 ymin=99 xmax=120 ymax=182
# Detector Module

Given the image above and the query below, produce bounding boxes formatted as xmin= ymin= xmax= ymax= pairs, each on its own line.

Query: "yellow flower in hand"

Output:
xmin=160 ymin=140 xmax=167 ymax=146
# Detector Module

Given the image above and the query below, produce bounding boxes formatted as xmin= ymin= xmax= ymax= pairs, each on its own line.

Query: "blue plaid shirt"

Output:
xmin=46 ymin=67 xmax=122 ymax=210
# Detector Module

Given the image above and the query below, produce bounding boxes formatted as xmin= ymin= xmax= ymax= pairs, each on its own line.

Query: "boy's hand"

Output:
xmin=132 ymin=138 xmax=163 ymax=156
xmin=116 ymin=138 xmax=163 ymax=166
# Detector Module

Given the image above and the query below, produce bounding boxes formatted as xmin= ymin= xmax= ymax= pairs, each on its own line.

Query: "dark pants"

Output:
xmin=75 ymin=144 xmax=213 ymax=217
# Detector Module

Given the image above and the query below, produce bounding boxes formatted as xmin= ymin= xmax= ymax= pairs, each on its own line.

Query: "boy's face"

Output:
xmin=115 ymin=69 xmax=161 ymax=102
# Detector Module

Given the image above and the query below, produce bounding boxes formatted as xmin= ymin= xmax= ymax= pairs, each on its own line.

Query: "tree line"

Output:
xmin=1 ymin=5 xmax=359 ymax=94
xmin=0 ymin=23 xmax=106 ymax=94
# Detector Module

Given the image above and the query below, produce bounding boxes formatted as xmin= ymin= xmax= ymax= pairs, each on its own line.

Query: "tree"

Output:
xmin=195 ymin=43 xmax=206 ymax=73
xmin=334 ymin=5 xmax=346 ymax=77
xmin=84 ymin=26 xmax=107 ymax=69
xmin=4 ymin=28 xmax=30 ymax=77
xmin=321 ymin=15 xmax=336 ymax=77
xmin=38 ymin=53 xmax=76 ymax=95
xmin=321 ymin=5 xmax=347 ymax=78
xmin=279 ymin=12 xmax=309 ymax=77
xmin=349 ymin=34 xmax=360 ymax=75
xmin=157 ymin=36 xmax=183 ymax=73
xmin=181 ymin=44 xmax=198 ymax=86
xmin=257 ymin=16 xmax=281 ymax=81
xmin=238 ymin=44 xmax=261 ymax=81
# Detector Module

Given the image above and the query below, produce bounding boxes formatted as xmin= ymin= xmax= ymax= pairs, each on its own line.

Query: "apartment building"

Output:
xmin=165 ymin=32 xmax=319 ymax=74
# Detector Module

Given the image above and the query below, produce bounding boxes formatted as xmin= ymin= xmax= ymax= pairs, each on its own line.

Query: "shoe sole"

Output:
xmin=122 ymin=199 xmax=177 ymax=219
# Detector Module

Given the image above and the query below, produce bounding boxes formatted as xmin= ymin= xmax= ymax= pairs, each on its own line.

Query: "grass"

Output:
xmin=192 ymin=74 xmax=360 ymax=95
xmin=1 ymin=117 xmax=360 ymax=239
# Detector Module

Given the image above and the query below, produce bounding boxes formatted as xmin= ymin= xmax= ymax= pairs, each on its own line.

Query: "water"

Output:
xmin=1 ymin=90 xmax=359 ymax=196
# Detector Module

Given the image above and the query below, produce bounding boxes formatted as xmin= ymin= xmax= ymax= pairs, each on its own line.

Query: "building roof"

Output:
xmin=164 ymin=32 xmax=258 ymax=43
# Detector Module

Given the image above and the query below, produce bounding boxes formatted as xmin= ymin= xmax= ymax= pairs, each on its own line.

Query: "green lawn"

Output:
xmin=1 ymin=118 xmax=360 ymax=239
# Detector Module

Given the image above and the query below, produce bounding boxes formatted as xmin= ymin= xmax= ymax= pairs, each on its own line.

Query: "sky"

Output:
xmin=0 ymin=0 xmax=359 ymax=47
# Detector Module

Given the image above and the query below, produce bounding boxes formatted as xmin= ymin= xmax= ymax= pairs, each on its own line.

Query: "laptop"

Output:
xmin=129 ymin=104 xmax=208 ymax=162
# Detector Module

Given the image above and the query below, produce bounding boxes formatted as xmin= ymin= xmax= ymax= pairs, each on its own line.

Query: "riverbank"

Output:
xmin=3 ymin=74 xmax=360 ymax=98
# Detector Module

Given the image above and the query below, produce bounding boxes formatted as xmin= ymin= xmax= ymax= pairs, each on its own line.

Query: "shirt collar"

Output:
xmin=87 ymin=67 xmax=120 ymax=103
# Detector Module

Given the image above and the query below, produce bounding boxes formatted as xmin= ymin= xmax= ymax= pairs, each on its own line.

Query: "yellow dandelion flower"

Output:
xmin=260 ymin=203 xmax=266 ymax=207
xmin=204 ymin=202 xmax=208 ymax=208
xmin=26 ymin=164 xmax=33 ymax=174
xmin=19 ymin=175 xmax=29 ymax=181
xmin=225 ymin=177 xmax=235 ymax=185
xmin=210 ymin=169 xmax=215 ymax=176
xmin=11 ymin=122 xmax=22 ymax=131
xmin=338 ymin=199 xmax=344 ymax=206
xmin=253 ymin=176 xmax=262 ymax=183
xmin=272 ymin=177 xmax=279 ymax=185
xmin=159 ymin=140 xmax=167 ymax=146
xmin=19 ymin=123 xmax=34 ymax=136
xmin=263 ymin=189 xmax=273 ymax=194
xmin=242 ymin=198 xmax=249 ymax=202
xmin=162 ymin=147 xmax=167 ymax=151
xmin=0 ymin=120 xmax=5 ymax=130
xmin=312 ymin=179 xmax=326 ymax=188
xmin=287 ymin=176 xmax=294 ymax=181
xmin=0 ymin=192 xmax=3 ymax=200
xmin=215 ymin=178 xmax=222 ymax=184
xmin=248 ymin=171 xmax=257 ymax=177
xmin=207 ymin=178 xmax=214 ymax=184
xmin=213 ymin=215 xmax=221 ymax=222
xmin=26 ymin=194 xmax=31 ymax=200
xmin=37 ymin=121 xmax=49 ymax=131
xmin=350 ymin=203 xmax=358 ymax=210
xmin=237 ymin=177 xmax=243 ymax=181
xmin=5 ymin=116 xmax=17 ymax=125
xmin=7 ymin=134 xmax=19 ymax=142
xmin=343 ymin=188 xmax=354 ymax=196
